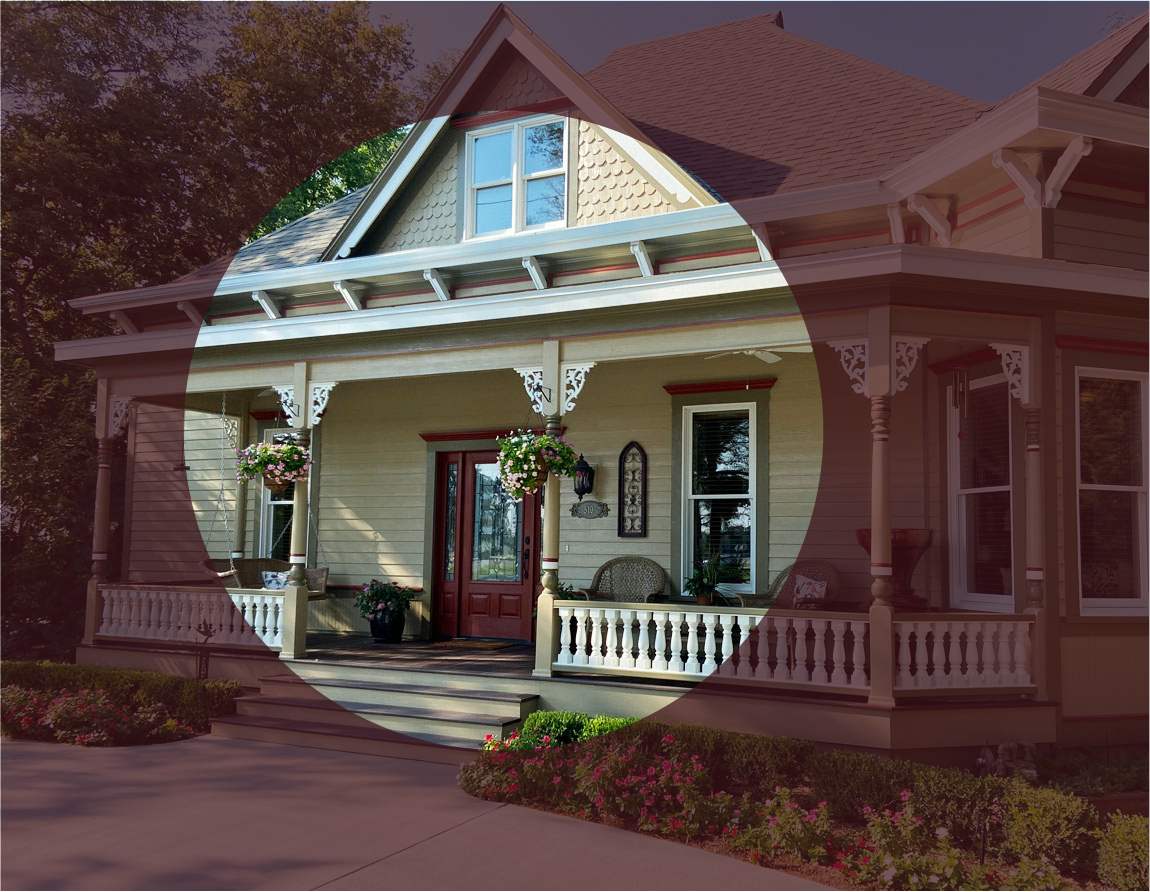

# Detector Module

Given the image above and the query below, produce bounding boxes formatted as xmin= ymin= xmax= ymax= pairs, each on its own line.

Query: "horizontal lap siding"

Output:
xmin=1052 ymin=203 xmax=1149 ymax=271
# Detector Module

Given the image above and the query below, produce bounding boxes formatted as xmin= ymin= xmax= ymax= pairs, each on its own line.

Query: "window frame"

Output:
xmin=1074 ymin=367 xmax=1149 ymax=615
xmin=946 ymin=373 xmax=1016 ymax=613
xmin=681 ymin=402 xmax=757 ymax=596
xmin=463 ymin=114 xmax=569 ymax=240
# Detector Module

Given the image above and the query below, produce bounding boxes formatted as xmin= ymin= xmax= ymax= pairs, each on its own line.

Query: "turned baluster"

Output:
xmin=651 ymin=612 xmax=668 ymax=672
xmin=896 ymin=624 xmax=913 ymax=688
xmin=830 ymin=620 xmax=848 ymax=686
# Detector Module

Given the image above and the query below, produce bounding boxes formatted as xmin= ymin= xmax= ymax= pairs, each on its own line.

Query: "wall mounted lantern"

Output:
xmin=573 ymin=454 xmax=595 ymax=501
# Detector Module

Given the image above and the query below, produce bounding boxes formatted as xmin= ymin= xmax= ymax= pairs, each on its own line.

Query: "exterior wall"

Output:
xmin=574 ymin=121 xmax=680 ymax=225
xmin=1051 ymin=201 xmax=1149 ymax=271
xmin=372 ymin=134 xmax=460 ymax=253
xmin=125 ymin=404 xmax=236 ymax=582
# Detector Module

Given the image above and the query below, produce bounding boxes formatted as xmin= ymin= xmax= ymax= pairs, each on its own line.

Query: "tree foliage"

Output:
xmin=1 ymin=2 xmax=452 ymax=658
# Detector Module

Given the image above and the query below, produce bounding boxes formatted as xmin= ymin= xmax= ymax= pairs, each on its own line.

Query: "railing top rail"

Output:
xmin=552 ymin=599 xmax=870 ymax=621
xmin=98 ymin=584 xmax=221 ymax=594
xmin=893 ymin=612 xmax=1035 ymax=622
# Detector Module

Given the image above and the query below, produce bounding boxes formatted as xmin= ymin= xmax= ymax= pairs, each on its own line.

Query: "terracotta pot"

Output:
xmin=262 ymin=475 xmax=290 ymax=495
xmin=696 ymin=593 xmax=713 ymax=606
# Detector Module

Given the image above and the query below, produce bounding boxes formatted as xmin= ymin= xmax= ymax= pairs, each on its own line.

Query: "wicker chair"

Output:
xmin=734 ymin=561 xmax=840 ymax=610
xmin=578 ymin=556 xmax=667 ymax=603
xmin=202 ymin=558 xmax=328 ymax=596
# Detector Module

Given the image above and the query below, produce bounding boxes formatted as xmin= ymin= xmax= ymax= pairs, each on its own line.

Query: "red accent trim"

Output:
xmin=451 ymin=98 xmax=574 ymax=129
xmin=954 ymin=197 xmax=1025 ymax=232
xmin=1026 ymin=567 xmax=1043 ymax=572
xmin=655 ymin=246 xmax=759 ymax=271
xmin=286 ymin=299 xmax=345 ymax=311
xmin=1055 ymin=335 xmax=1148 ymax=357
xmin=211 ymin=309 xmax=266 ymax=321
xmin=455 ymin=275 xmax=535 ymax=291
xmin=955 ymin=184 xmax=1016 ymax=216
xmin=871 ymin=563 xmax=893 ymax=568
xmin=663 ymin=378 xmax=776 ymax=395
xmin=365 ymin=288 xmax=435 ymax=302
xmin=419 ymin=426 xmax=564 ymax=442
xmin=775 ymin=229 xmax=888 ymax=251
xmin=927 ymin=347 xmax=1001 ymax=375
xmin=1063 ymin=713 xmax=1149 ymax=723
xmin=551 ymin=262 xmax=639 ymax=279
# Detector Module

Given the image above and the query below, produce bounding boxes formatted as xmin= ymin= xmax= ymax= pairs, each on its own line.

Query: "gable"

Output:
xmin=457 ymin=45 xmax=564 ymax=115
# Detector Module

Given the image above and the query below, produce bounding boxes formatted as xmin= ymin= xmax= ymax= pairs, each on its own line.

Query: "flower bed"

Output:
xmin=1 ymin=661 xmax=244 ymax=746
xmin=461 ymin=716 xmax=1147 ymax=890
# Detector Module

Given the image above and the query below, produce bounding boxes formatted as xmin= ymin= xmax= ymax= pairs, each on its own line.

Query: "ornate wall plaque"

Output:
xmin=618 ymin=441 xmax=647 ymax=538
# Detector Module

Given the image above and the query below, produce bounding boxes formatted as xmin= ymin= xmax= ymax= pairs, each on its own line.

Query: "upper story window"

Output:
xmin=466 ymin=116 xmax=567 ymax=238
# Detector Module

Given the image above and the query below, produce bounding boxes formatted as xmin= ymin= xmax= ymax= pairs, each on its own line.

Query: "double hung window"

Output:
xmin=683 ymin=405 xmax=755 ymax=593
xmin=1076 ymin=369 xmax=1148 ymax=613
xmin=467 ymin=117 xmax=567 ymax=237
xmin=948 ymin=377 xmax=1013 ymax=610
xmin=260 ymin=430 xmax=306 ymax=562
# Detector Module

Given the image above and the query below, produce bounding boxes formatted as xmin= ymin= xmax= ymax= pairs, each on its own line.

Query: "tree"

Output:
xmin=1 ymin=1 xmax=452 ymax=658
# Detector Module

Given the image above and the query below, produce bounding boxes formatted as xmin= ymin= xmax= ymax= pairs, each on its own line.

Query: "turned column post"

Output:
xmin=1023 ymin=407 xmax=1048 ymax=699
xmin=533 ymin=413 xmax=563 ymax=677
xmin=231 ymin=409 xmax=249 ymax=562
xmin=279 ymin=363 xmax=311 ymax=660
xmin=83 ymin=436 xmax=115 ymax=645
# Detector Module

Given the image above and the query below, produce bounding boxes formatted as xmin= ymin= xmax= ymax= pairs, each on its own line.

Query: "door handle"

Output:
xmin=522 ymin=547 xmax=530 ymax=580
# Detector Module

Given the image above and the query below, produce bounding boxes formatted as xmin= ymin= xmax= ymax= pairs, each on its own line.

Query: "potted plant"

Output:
xmin=683 ymin=561 xmax=721 ymax=606
xmin=235 ymin=442 xmax=310 ymax=495
xmin=495 ymin=429 xmax=580 ymax=500
xmin=355 ymin=580 xmax=417 ymax=643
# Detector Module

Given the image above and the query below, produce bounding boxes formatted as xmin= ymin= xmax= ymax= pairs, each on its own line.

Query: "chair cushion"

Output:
xmin=794 ymin=574 xmax=827 ymax=600
xmin=261 ymin=571 xmax=290 ymax=590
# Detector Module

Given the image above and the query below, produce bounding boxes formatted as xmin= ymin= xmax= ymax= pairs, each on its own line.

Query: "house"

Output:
xmin=55 ymin=7 xmax=1148 ymax=760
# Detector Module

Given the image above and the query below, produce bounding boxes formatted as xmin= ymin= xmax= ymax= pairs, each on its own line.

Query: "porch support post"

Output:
xmin=280 ymin=363 xmax=311 ymax=660
xmin=867 ymin=310 xmax=896 ymax=707
xmin=1023 ymin=406 xmax=1048 ymax=699
xmin=84 ymin=436 xmax=115 ymax=644
xmin=534 ymin=340 xmax=563 ymax=677
xmin=231 ymin=407 xmax=249 ymax=561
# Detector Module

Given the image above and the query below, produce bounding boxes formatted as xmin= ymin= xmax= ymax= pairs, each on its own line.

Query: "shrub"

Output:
xmin=1034 ymin=748 xmax=1149 ymax=797
xmin=807 ymin=747 xmax=913 ymax=818
xmin=2 ymin=686 xmax=196 ymax=746
xmin=909 ymin=763 xmax=1012 ymax=854
xmin=1095 ymin=812 xmax=1148 ymax=891
xmin=483 ymin=710 xmax=638 ymax=751
xmin=1000 ymin=781 xmax=1098 ymax=871
xmin=1 ymin=661 xmax=243 ymax=729
xmin=732 ymin=788 xmax=834 ymax=864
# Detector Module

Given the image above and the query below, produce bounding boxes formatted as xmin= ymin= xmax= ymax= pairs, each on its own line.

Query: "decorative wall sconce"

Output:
xmin=573 ymin=454 xmax=595 ymax=501
xmin=618 ymin=441 xmax=647 ymax=538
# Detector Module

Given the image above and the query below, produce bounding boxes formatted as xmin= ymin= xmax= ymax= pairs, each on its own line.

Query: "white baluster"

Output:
xmin=98 ymin=589 xmax=114 ymax=636
xmin=994 ymin=622 xmax=1011 ymax=686
xmin=651 ymin=611 xmax=667 ymax=672
xmin=268 ymin=596 xmax=283 ymax=648
xmin=830 ymin=620 xmax=848 ymax=686
xmin=911 ymin=622 xmax=928 ymax=688
xmin=686 ymin=614 xmax=701 ymax=674
xmin=930 ymin=622 xmax=945 ymax=688
xmin=154 ymin=591 xmax=172 ymax=641
xmin=896 ymin=624 xmax=913 ymax=688
xmin=618 ymin=609 xmax=636 ymax=669
xmin=1012 ymin=622 xmax=1029 ymax=686
xmin=669 ymin=613 xmax=685 ymax=673
xmin=719 ymin=615 xmax=736 ymax=676
xmin=699 ymin=612 xmax=717 ymax=674
xmin=850 ymin=620 xmax=868 ymax=687
xmin=636 ymin=610 xmax=652 ymax=671
xmin=739 ymin=615 xmax=759 ymax=679
xmin=944 ymin=623 xmax=960 ymax=688
xmin=972 ymin=622 xmax=988 ymax=685
xmin=573 ymin=609 xmax=589 ymax=665
xmin=603 ymin=609 xmax=619 ymax=667
xmin=557 ymin=606 xmax=573 ymax=664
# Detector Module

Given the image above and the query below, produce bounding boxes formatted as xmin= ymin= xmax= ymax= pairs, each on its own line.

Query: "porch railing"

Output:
xmin=546 ymin=600 xmax=1037 ymax=698
xmin=96 ymin=585 xmax=283 ymax=650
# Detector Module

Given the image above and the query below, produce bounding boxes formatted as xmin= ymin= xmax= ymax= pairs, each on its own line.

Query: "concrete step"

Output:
xmin=258 ymin=673 xmax=539 ymax=719
xmin=284 ymin=658 xmax=544 ymax=693
xmin=235 ymin=693 xmax=523 ymax=742
xmin=210 ymin=714 xmax=478 ymax=765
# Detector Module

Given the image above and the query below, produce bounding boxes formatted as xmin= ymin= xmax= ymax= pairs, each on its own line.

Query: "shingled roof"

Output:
xmin=583 ymin=11 xmax=987 ymax=202
xmin=998 ymin=12 xmax=1149 ymax=107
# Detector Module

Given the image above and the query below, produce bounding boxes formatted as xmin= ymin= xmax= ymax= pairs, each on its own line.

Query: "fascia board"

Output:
xmin=213 ymin=205 xmax=748 ymax=297
xmin=732 ymin=179 xmax=895 ymax=225
xmin=324 ymin=116 xmax=451 ymax=260
xmin=55 ymin=262 xmax=788 ymax=364
xmin=1033 ymin=88 xmax=1149 ymax=147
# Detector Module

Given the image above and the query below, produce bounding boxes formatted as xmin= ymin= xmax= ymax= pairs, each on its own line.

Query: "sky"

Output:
xmin=377 ymin=1 xmax=1147 ymax=103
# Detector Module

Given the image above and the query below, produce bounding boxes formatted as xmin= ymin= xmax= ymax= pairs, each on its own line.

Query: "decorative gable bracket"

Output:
xmin=992 ymin=149 xmax=1043 ymax=210
xmin=515 ymin=362 xmax=597 ymax=414
xmin=1045 ymin=137 xmax=1093 ymax=209
xmin=905 ymin=195 xmax=951 ymax=247
xmin=989 ymin=343 xmax=1030 ymax=403
xmin=828 ymin=338 xmax=930 ymax=395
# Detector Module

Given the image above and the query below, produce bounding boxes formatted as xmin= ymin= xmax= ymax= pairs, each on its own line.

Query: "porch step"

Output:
xmin=209 ymin=671 xmax=541 ymax=760
xmin=209 ymin=715 xmax=476 ymax=765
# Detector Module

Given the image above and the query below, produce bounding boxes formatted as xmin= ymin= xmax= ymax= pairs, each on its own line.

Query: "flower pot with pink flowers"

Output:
xmin=495 ymin=429 xmax=579 ymax=500
xmin=235 ymin=442 xmax=310 ymax=494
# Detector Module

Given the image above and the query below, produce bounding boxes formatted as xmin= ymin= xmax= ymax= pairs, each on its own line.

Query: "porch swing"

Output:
xmin=199 ymin=395 xmax=329 ymax=596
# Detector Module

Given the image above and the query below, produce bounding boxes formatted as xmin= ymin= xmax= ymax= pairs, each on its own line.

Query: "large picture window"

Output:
xmin=1076 ymin=369 xmax=1148 ymax=613
xmin=948 ymin=377 xmax=1013 ymax=611
xmin=683 ymin=405 xmax=755 ymax=593
xmin=466 ymin=116 xmax=567 ymax=237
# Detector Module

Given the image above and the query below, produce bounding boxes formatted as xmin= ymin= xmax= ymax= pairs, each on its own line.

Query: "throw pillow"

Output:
xmin=261 ymin=570 xmax=290 ymax=590
xmin=793 ymin=574 xmax=827 ymax=600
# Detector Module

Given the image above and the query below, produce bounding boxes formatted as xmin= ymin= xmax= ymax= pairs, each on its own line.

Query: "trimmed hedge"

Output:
xmin=0 ymin=661 xmax=243 ymax=730
xmin=1097 ymin=812 xmax=1149 ymax=891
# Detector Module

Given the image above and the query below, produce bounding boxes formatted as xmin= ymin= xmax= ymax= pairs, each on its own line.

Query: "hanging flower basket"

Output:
xmin=496 ymin=430 xmax=579 ymax=500
xmin=235 ymin=442 xmax=310 ymax=494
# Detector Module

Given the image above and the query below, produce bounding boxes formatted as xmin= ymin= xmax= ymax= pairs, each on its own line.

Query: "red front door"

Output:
xmin=433 ymin=451 xmax=538 ymax=640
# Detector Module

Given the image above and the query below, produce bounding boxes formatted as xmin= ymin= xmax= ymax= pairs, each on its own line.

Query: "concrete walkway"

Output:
xmin=2 ymin=736 xmax=829 ymax=891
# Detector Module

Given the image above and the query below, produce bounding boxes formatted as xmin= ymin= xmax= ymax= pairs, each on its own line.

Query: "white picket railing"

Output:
xmin=892 ymin=617 xmax=1034 ymax=690
xmin=96 ymin=586 xmax=283 ymax=649
xmin=552 ymin=602 xmax=871 ymax=693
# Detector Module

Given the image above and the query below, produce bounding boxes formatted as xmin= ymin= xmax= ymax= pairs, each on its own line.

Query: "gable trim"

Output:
xmin=1092 ymin=32 xmax=1148 ymax=101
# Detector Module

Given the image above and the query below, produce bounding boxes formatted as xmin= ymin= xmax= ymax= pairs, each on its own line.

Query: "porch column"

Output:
xmin=279 ymin=364 xmax=311 ymax=660
xmin=231 ymin=408 xmax=249 ymax=561
xmin=83 ymin=436 xmax=115 ymax=644
xmin=1024 ymin=407 xmax=1048 ymax=700
xmin=534 ymin=413 xmax=563 ymax=677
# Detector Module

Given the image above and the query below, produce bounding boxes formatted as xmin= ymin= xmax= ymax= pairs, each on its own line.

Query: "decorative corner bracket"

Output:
xmin=109 ymin=396 xmax=135 ymax=438
xmin=562 ymin=363 xmax=596 ymax=413
xmin=992 ymin=149 xmax=1043 ymax=210
xmin=828 ymin=340 xmax=868 ymax=395
xmin=906 ymin=194 xmax=952 ymax=248
xmin=514 ymin=363 xmax=597 ymax=415
xmin=989 ymin=343 xmax=1030 ymax=403
xmin=1045 ymin=136 xmax=1093 ymax=209
xmin=272 ymin=385 xmax=300 ymax=427
xmin=309 ymin=382 xmax=337 ymax=427
xmin=891 ymin=338 xmax=930 ymax=393
xmin=515 ymin=368 xmax=548 ymax=415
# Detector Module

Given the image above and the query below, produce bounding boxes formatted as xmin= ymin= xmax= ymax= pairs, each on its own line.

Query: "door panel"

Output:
xmin=433 ymin=450 xmax=538 ymax=640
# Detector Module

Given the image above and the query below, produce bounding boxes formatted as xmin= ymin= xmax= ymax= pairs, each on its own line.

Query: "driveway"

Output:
xmin=1 ymin=736 xmax=829 ymax=890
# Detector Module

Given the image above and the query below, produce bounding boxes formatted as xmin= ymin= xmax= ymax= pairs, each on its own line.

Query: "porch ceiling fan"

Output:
xmin=704 ymin=345 xmax=813 ymax=364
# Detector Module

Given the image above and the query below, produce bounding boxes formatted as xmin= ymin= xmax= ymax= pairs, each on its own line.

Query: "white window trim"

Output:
xmin=1075 ymin=367 xmax=1149 ymax=615
xmin=681 ymin=402 xmax=757 ymax=595
xmin=258 ymin=427 xmax=310 ymax=563
xmin=947 ymin=374 xmax=1015 ymax=613
xmin=464 ymin=114 xmax=568 ymax=240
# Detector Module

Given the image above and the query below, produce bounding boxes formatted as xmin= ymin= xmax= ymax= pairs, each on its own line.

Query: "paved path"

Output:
xmin=2 ymin=737 xmax=829 ymax=891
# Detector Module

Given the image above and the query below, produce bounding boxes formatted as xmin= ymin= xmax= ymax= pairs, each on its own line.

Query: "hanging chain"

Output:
xmin=203 ymin=392 xmax=235 ymax=567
